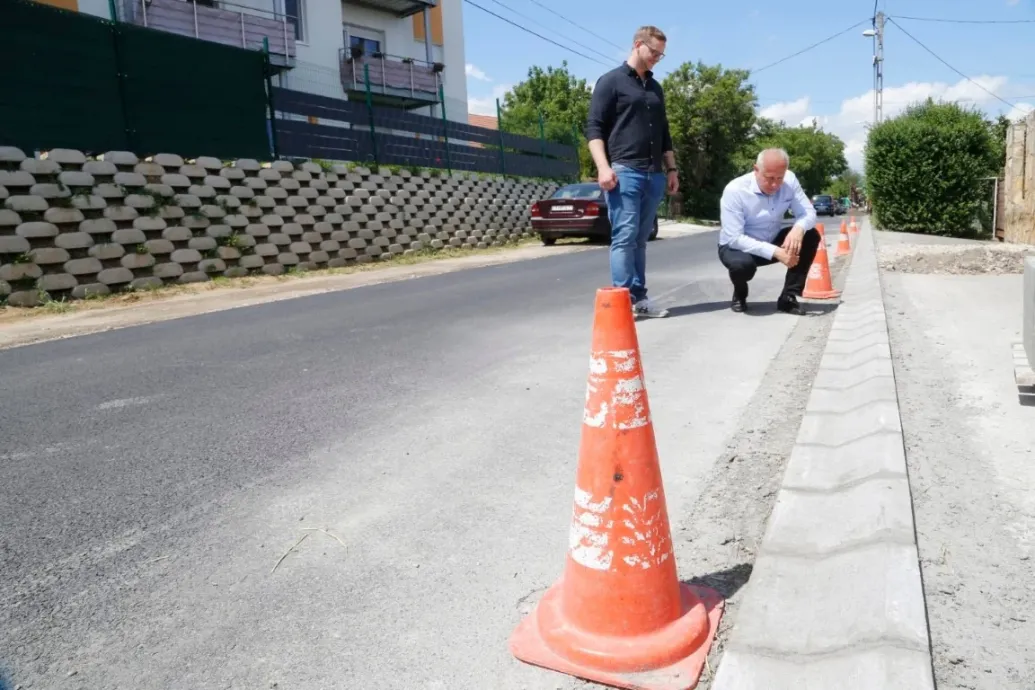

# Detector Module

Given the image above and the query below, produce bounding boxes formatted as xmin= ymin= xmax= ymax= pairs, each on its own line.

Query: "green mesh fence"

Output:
xmin=0 ymin=0 xmax=270 ymax=160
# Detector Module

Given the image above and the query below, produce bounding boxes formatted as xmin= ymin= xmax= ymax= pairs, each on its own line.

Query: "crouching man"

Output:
xmin=717 ymin=148 xmax=820 ymax=315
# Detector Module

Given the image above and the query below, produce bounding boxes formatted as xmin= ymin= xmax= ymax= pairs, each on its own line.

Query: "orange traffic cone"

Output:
xmin=836 ymin=221 xmax=852 ymax=256
xmin=815 ymin=221 xmax=825 ymax=238
xmin=509 ymin=287 xmax=723 ymax=690
xmin=803 ymin=234 xmax=840 ymax=299
xmin=848 ymin=219 xmax=859 ymax=237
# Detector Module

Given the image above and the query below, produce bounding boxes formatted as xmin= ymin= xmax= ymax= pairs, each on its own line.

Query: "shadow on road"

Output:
xmin=665 ymin=301 xmax=841 ymax=318
xmin=682 ymin=562 xmax=754 ymax=601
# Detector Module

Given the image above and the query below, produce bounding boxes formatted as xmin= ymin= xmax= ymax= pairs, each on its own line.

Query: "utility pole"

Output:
xmin=873 ymin=11 xmax=885 ymax=124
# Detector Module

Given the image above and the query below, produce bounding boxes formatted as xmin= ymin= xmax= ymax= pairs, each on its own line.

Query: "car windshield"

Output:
xmin=551 ymin=184 xmax=602 ymax=200
xmin=813 ymin=195 xmax=833 ymax=203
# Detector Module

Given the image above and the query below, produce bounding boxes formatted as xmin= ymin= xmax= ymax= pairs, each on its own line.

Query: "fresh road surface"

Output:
xmin=0 ymin=221 xmax=844 ymax=690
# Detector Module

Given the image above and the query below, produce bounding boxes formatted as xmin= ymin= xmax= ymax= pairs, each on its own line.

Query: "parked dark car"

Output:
xmin=811 ymin=194 xmax=836 ymax=216
xmin=531 ymin=182 xmax=659 ymax=246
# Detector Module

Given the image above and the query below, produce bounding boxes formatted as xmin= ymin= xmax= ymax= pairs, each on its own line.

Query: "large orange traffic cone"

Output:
xmin=509 ymin=287 xmax=723 ymax=690
xmin=836 ymin=221 xmax=852 ymax=256
xmin=803 ymin=233 xmax=840 ymax=299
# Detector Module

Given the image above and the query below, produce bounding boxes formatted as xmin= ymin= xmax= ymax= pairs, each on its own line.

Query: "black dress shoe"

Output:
xmin=776 ymin=295 xmax=805 ymax=315
xmin=731 ymin=295 xmax=748 ymax=313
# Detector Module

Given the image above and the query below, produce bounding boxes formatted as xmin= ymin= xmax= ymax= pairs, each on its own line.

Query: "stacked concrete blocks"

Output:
xmin=0 ymin=146 xmax=559 ymax=307
xmin=711 ymin=219 xmax=935 ymax=690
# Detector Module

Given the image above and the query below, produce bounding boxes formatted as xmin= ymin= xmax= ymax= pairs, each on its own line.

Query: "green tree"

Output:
xmin=825 ymin=169 xmax=863 ymax=200
xmin=736 ymin=120 xmax=848 ymax=196
xmin=497 ymin=62 xmax=594 ymax=179
xmin=865 ymin=99 xmax=999 ymax=236
xmin=662 ymin=62 xmax=758 ymax=218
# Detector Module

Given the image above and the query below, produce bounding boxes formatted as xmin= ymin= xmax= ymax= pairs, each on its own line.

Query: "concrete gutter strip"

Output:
xmin=711 ymin=220 xmax=935 ymax=690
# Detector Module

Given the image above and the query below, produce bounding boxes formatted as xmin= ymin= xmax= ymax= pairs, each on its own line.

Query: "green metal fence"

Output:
xmin=0 ymin=0 xmax=270 ymax=160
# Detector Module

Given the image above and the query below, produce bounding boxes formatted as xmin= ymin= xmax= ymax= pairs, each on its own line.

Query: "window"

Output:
xmin=551 ymin=184 xmax=603 ymax=200
xmin=349 ymin=35 xmax=381 ymax=55
xmin=284 ymin=0 xmax=306 ymax=42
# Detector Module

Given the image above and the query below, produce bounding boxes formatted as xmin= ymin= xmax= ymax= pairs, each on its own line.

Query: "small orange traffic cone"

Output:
xmin=848 ymin=219 xmax=859 ymax=238
xmin=803 ymin=234 xmax=840 ymax=300
xmin=836 ymin=221 xmax=852 ymax=256
xmin=815 ymin=221 xmax=825 ymax=238
xmin=509 ymin=287 xmax=723 ymax=690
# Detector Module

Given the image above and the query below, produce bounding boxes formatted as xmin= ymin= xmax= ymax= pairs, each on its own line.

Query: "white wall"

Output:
xmin=79 ymin=0 xmax=111 ymax=19
xmin=439 ymin=0 xmax=467 ymax=123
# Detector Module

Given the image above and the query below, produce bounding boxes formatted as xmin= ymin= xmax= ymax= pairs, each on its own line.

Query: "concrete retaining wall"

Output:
xmin=0 ymin=146 xmax=559 ymax=307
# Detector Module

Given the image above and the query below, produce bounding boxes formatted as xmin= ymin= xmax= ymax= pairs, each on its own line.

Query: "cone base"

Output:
xmin=509 ymin=583 xmax=724 ymax=690
xmin=802 ymin=289 xmax=841 ymax=300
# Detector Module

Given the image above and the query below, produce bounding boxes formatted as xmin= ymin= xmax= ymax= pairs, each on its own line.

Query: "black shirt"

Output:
xmin=585 ymin=63 xmax=673 ymax=173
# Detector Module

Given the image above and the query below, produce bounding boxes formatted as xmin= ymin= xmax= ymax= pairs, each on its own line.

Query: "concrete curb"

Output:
xmin=711 ymin=220 xmax=935 ymax=689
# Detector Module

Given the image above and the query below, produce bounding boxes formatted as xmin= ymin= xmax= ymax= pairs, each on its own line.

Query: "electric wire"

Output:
xmin=480 ymin=0 xmax=617 ymax=63
xmin=520 ymin=0 xmax=628 ymax=52
xmin=887 ymin=18 xmax=1018 ymax=111
xmin=752 ymin=19 xmax=872 ymax=74
xmin=891 ymin=15 xmax=1035 ymax=25
xmin=462 ymin=0 xmax=610 ymax=66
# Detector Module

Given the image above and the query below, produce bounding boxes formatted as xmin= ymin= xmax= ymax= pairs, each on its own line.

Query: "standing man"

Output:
xmin=717 ymin=148 xmax=820 ymax=315
xmin=586 ymin=25 xmax=678 ymax=319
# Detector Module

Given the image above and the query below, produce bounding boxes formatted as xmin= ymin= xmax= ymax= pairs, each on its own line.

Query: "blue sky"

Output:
xmin=462 ymin=0 xmax=1035 ymax=170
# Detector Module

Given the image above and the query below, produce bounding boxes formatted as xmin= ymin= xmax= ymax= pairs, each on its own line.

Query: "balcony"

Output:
xmin=118 ymin=0 xmax=297 ymax=68
xmin=339 ymin=48 xmax=443 ymax=109
xmin=343 ymin=0 xmax=436 ymax=19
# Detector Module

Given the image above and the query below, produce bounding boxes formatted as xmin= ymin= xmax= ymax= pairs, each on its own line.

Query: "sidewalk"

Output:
xmin=876 ymin=231 xmax=1035 ymax=690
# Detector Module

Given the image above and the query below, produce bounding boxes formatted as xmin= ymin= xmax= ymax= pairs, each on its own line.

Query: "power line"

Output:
xmin=520 ymin=0 xmax=628 ymax=52
xmin=480 ymin=0 xmax=616 ymax=63
xmin=891 ymin=14 xmax=1035 ymax=24
xmin=887 ymin=18 xmax=1018 ymax=111
xmin=462 ymin=0 xmax=610 ymax=66
xmin=752 ymin=19 xmax=872 ymax=74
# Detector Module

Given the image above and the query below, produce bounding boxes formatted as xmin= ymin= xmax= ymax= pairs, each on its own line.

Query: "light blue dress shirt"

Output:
xmin=718 ymin=170 xmax=817 ymax=260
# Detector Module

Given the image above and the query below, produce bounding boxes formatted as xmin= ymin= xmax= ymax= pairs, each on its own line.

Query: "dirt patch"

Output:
xmin=878 ymin=242 xmax=1035 ymax=275
xmin=882 ymin=274 xmax=1035 ymax=690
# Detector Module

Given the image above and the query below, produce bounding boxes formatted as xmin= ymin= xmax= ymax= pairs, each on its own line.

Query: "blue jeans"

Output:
xmin=605 ymin=164 xmax=666 ymax=303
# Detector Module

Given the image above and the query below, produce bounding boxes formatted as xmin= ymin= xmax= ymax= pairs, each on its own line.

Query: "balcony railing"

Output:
xmin=339 ymin=48 xmax=442 ymax=105
xmin=119 ymin=0 xmax=297 ymax=62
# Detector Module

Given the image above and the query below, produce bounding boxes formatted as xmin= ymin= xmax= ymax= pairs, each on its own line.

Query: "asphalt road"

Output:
xmin=0 ymin=218 xmax=850 ymax=690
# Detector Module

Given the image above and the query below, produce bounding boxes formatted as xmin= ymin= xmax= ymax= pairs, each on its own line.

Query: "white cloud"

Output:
xmin=465 ymin=64 xmax=491 ymax=82
xmin=760 ymin=96 xmax=810 ymax=124
xmin=761 ymin=76 xmax=1034 ymax=170
xmin=468 ymin=84 xmax=512 ymax=116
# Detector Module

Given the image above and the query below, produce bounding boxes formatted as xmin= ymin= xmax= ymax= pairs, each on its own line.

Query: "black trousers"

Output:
xmin=718 ymin=227 xmax=822 ymax=300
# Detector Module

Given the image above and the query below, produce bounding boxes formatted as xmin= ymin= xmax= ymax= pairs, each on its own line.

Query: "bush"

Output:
xmin=865 ymin=100 xmax=997 ymax=236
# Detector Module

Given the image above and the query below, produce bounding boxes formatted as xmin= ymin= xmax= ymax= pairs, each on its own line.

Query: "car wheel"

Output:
xmin=648 ymin=219 xmax=659 ymax=241
xmin=540 ymin=233 xmax=557 ymax=246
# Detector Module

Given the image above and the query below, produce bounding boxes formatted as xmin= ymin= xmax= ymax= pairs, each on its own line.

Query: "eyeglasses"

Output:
xmin=640 ymin=42 xmax=665 ymax=61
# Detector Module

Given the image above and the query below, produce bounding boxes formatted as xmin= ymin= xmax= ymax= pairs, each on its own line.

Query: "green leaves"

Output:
xmin=661 ymin=62 xmax=758 ymax=218
xmin=497 ymin=61 xmax=595 ymax=179
xmin=865 ymin=100 xmax=998 ymax=236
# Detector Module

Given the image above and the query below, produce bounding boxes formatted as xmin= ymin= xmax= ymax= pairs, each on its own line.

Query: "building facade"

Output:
xmin=49 ymin=0 xmax=469 ymax=123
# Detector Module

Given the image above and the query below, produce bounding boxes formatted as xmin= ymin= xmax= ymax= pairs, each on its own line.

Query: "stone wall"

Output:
xmin=0 ymin=146 xmax=559 ymax=307
xmin=1004 ymin=112 xmax=1035 ymax=245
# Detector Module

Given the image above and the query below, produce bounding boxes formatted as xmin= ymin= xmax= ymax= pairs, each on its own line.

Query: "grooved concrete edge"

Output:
xmin=710 ymin=220 xmax=936 ymax=690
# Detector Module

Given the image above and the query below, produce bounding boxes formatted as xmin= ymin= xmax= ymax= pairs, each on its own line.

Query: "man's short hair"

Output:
xmin=756 ymin=148 xmax=790 ymax=168
xmin=633 ymin=26 xmax=667 ymax=45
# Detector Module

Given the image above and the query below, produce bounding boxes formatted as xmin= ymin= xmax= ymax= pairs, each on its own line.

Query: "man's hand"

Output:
xmin=782 ymin=225 xmax=805 ymax=257
xmin=598 ymin=166 xmax=617 ymax=191
xmin=773 ymin=247 xmax=799 ymax=269
xmin=666 ymin=170 xmax=679 ymax=195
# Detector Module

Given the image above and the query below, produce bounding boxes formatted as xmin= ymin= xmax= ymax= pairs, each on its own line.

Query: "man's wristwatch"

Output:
xmin=666 ymin=167 xmax=678 ymax=174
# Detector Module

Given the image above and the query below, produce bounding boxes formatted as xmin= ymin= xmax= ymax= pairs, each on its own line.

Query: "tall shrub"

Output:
xmin=865 ymin=100 xmax=997 ymax=236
